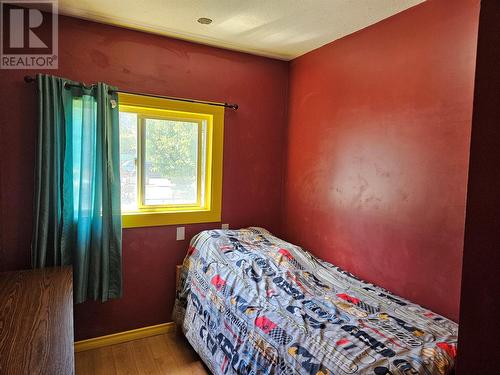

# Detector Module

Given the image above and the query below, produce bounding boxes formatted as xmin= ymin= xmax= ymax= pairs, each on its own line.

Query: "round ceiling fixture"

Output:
xmin=197 ymin=17 xmax=213 ymax=25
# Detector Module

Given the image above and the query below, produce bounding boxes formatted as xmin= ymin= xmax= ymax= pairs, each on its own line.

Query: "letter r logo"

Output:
xmin=9 ymin=8 xmax=48 ymax=48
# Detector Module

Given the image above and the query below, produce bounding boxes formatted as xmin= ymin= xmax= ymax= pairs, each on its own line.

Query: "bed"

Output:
xmin=173 ymin=227 xmax=458 ymax=375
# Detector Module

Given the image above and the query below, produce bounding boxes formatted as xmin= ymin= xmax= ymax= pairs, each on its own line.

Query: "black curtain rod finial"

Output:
xmin=24 ymin=75 xmax=36 ymax=83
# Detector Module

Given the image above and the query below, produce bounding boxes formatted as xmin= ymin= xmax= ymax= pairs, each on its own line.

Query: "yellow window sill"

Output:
xmin=122 ymin=209 xmax=221 ymax=228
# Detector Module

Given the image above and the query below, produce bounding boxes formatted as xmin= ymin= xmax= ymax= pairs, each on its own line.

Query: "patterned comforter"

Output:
xmin=173 ymin=228 xmax=458 ymax=375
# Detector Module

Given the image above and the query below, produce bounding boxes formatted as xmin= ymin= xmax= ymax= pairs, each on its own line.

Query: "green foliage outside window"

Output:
xmin=144 ymin=119 xmax=198 ymax=184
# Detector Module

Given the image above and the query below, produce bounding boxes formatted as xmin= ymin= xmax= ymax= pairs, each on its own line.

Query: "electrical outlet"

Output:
xmin=221 ymin=223 xmax=229 ymax=229
xmin=176 ymin=227 xmax=185 ymax=240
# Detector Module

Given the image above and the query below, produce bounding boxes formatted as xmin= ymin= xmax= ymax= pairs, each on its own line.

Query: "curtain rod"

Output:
xmin=23 ymin=75 xmax=239 ymax=111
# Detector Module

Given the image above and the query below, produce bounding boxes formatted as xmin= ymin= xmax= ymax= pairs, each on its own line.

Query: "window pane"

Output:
xmin=143 ymin=118 xmax=199 ymax=205
xmin=119 ymin=112 xmax=138 ymax=211
xmin=199 ymin=120 xmax=207 ymax=206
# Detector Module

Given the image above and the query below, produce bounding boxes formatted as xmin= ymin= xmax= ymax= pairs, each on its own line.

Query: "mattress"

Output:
xmin=173 ymin=227 xmax=458 ymax=375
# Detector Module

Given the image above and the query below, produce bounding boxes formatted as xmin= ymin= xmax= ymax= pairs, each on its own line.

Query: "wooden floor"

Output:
xmin=75 ymin=333 xmax=209 ymax=374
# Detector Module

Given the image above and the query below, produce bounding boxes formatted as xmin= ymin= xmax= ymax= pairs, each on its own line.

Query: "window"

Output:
xmin=118 ymin=93 xmax=224 ymax=227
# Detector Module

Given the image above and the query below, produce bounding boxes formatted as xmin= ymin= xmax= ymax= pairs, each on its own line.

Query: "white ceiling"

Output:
xmin=56 ymin=0 xmax=425 ymax=60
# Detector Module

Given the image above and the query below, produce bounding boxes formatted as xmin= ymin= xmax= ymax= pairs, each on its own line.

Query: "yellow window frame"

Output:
xmin=118 ymin=93 xmax=224 ymax=228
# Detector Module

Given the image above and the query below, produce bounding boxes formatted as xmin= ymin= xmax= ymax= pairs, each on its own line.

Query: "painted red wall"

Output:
xmin=282 ymin=0 xmax=479 ymax=322
xmin=0 ymin=16 xmax=288 ymax=340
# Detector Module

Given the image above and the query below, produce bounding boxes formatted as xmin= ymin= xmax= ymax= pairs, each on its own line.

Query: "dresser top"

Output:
xmin=0 ymin=266 xmax=74 ymax=375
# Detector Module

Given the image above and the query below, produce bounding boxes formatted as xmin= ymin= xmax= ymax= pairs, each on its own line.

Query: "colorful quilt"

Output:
xmin=173 ymin=228 xmax=458 ymax=375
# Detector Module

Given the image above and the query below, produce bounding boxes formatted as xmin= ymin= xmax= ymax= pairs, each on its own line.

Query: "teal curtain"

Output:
xmin=32 ymin=74 xmax=122 ymax=303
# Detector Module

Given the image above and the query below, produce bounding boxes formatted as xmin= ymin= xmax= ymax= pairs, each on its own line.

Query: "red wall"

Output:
xmin=0 ymin=16 xmax=288 ymax=340
xmin=282 ymin=0 xmax=479 ymax=322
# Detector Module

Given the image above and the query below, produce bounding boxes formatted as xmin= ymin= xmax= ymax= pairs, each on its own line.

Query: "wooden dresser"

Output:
xmin=0 ymin=266 xmax=74 ymax=374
